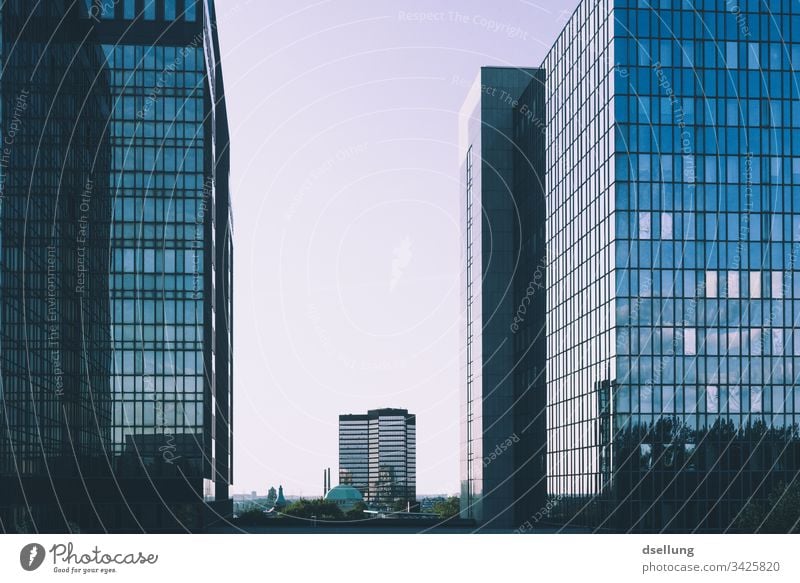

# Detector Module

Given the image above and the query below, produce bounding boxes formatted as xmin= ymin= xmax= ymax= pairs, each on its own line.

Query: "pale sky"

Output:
xmin=214 ymin=0 xmax=577 ymax=496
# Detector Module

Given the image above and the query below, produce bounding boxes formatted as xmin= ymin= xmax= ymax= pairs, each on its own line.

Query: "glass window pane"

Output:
xmin=707 ymin=386 xmax=719 ymax=413
xmin=750 ymin=271 xmax=761 ymax=298
xmin=639 ymin=212 xmax=651 ymax=239
xmin=706 ymin=271 xmax=718 ymax=297
xmin=144 ymin=0 xmax=156 ymax=20
xmin=771 ymin=271 xmax=784 ymax=298
xmin=661 ymin=212 xmax=673 ymax=239
xmin=186 ymin=0 xmax=198 ymax=21
xmin=729 ymin=387 xmax=741 ymax=413
xmin=728 ymin=271 xmax=739 ymax=298
xmin=684 ymin=328 xmax=697 ymax=355
xmin=751 ymin=387 xmax=763 ymax=412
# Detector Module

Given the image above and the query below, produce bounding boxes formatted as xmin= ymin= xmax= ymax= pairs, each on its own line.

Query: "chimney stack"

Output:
xmin=323 ymin=467 xmax=331 ymax=495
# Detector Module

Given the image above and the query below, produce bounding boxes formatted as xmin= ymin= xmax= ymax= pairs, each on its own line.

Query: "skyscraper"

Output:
xmin=0 ymin=0 xmax=114 ymax=534
xmin=460 ymin=0 xmax=800 ymax=534
xmin=339 ymin=408 xmax=416 ymax=507
xmin=544 ymin=0 xmax=800 ymax=532
xmin=87 ymin=0 xmax=233 ymax=532
xmin=0 ymin=0 xmax=233 ymax=533
xmin=339 ymin=413 xmax=369 ymax=495
xmin=459 ymin=67 xmax=547 ymax=529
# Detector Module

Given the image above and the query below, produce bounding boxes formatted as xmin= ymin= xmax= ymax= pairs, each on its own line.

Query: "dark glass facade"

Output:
xmin=459 ymin=67 xmax=547 ymax=528
xmin=0 ymin=0 xmax=113 ymax=533
xmin=512 ymin=72 xmax=548 ymax=527
xmin=545 ymin=0 xmax=800 ymax=532
xmin=0 ymin=0 xmax=233 ymax=532
xmin=339 ymin=408 xmax=416 ymax=507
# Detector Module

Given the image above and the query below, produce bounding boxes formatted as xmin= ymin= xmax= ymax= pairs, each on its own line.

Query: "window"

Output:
xmin=96 ymin=0 xmax=114 ymax=19
xmin=727 ymin=271 xmax=739 ymax=298
xmin=186 ymin=0 xmax=198 ymax=21
xmin=726 ymin=41 xmax=738 ymax=68
xmin=750 ymin=329 xmax=763 ymax=356
xmin=773 ymin=330 xmax=784 ymax=355
xmin=706 ymin=386 xmax=719 ymax=413
xmin=771 ymin=271 xmax=784 ymax=299
xmin=661 ymin=212 xmax=673 ymax=239
xmin=144 ymin=0 xmax=156 ymax=20
xmin=706 ymin=271 xmax=718 ymax=297
xmin=729 ymin=387 xmax=741 ymax=413
xmin=750 ymin=271 xmax=761 ymax=298
xmin=751 ymin=387 xmax=763 ymax=413
xmin=748 ymin=43 xmax=759 ymax=69
xmin=639 ymin=212 xmax=651 ymax=239
xmin=684 ymin=328 xmax=697 ymax=355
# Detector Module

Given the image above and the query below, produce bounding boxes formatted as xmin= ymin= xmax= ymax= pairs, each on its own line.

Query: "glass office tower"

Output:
xmin=0 ymin=0 xmax=113 ymax=533
xmin=84 ymin=0 xmax=234 ymax=531
xmin=339 ymin=408 xmax=416 ymax=507
xmin=339 ymin=413 xmax=370 ymax=496
xmin=512 ymin=71 xmax=548 ymax=528
xmin=546 ymin=0 xmax=800 ymax=532
xmin=1 ymin=0 xmax=233 ymax=533
xmin=459 ymin=67 xmax=547 ymax=528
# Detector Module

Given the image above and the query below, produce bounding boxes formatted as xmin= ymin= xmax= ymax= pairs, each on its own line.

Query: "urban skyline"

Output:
xmin=1 ymin=0 xmax=799 ymax=536
xmin=219 ymin=0 xmax=579 ymax=498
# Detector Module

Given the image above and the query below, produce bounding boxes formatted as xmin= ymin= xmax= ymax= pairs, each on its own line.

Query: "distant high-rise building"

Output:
xmin=459 ymin=67 xmax=547 ymax=529
xmin=339 ymin=408 xmax=416 ymax=506
xmin=0 ymin=0 xmax=233 ymax=532
xmin=339 ymin=413 xmax=370 ymax=495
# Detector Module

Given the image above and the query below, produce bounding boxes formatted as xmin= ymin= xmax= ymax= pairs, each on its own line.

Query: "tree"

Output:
xmin=734 ymin=481 xmax=800 ymax=533
xmin=344 ymin=502 xmax=367 ymax=520
xmin=392 ymin=498 xmax=410 ymax=512
xmin=282 ymin=498 xmax=344 ymax=520
xmin=265 ymin=486 xmax=277 ymax=508
xmin=432 ymin=496 xmax=460 ymax=519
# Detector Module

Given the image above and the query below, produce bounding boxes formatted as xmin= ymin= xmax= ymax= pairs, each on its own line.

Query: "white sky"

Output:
xmin=214 ymin=0 xmax=575 ymax=496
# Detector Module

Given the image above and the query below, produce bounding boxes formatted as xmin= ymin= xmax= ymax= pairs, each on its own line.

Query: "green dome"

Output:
xmin=324 ymin=485 xmax=363 ymax=502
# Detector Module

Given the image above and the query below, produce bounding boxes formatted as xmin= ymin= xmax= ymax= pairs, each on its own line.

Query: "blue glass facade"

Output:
xmin=544 ymin=0 xmax=617 ymax=528
xmin=86 ymin=0 xmax=234 ymax=529
xmin=546 ymin=0 xmax=800 ymax=532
